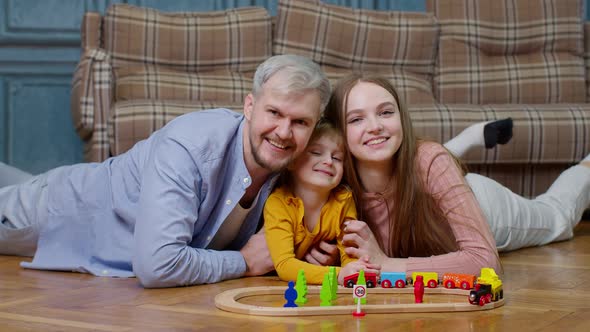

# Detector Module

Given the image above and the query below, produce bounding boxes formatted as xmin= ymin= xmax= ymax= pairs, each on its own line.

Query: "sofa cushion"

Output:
xmin=427 ymin=0 xmax=585 ymax=104
xmin=273 ymin=0 xmax=439 ymax=104
xmin=109 ymin=100 xmax=244 ymax=155
xmin=410 ymin=103 xmax=590 ymax=164
xmin=114 ymin=66 xmax=252 ymax=103
xmin=103 ymin=4 xmax=272 ymax=72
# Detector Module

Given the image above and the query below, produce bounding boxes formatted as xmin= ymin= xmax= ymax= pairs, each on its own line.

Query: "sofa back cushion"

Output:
xmin=103 ymin=4 xmax=272 ymax=72
xmin=273 ymin=0 xmax=439 ymax=104
xmin=110 ymin=101 xmax=243 ymax=155
xmin=427 ymin=0 xmax=585 ymax=104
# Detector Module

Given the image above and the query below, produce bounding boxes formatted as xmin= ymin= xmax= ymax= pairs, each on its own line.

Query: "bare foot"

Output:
xmin=581 ymin=161 xmax=590 ymax=169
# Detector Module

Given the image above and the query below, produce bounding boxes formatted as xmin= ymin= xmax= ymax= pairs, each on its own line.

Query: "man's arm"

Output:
xmin=132 ymin=135 xmax=247 ymax=288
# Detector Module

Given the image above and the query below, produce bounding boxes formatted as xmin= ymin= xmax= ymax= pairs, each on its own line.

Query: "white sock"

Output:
xmin=444 ymin=122 xmax=488 ymax=157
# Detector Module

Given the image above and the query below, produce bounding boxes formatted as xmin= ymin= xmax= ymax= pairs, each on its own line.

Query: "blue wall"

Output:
xmin=0 ymin=0 xmax=587 ymax=174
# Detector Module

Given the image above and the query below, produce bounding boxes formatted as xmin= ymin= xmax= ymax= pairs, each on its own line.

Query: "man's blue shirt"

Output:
xmin=22 ymin=109 xmax=276 ymax=287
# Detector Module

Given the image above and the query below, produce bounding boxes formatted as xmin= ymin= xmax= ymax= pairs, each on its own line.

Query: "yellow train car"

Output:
xmin=411 ymin=272 xmax=439 ymax=288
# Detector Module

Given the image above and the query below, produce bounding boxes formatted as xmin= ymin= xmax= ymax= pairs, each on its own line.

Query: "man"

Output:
xmin=0 ymin=54 xmax=332 ymax=288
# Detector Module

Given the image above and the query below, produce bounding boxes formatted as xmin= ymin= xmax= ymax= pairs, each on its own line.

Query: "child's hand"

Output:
xmin=338 ymin=256 xmax=381 ymax=285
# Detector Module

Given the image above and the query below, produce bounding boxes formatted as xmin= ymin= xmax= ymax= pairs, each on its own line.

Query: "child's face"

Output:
xmin=290 ymin=132 xmax=344 ymax=192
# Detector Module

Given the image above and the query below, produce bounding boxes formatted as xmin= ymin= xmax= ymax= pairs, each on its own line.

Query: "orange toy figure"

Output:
xmin=414 ymin=275 xmax=425 ymax=303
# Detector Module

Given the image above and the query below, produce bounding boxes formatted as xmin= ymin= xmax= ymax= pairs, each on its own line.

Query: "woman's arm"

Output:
xmin=406 ymin=142 xmax=500 ymax=275
xmin=342 ymin=142 xmax=500 ymax=276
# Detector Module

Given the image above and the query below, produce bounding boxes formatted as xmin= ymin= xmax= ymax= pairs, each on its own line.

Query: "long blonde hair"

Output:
xmin=325 ymin=74 xmax=459 ymax=257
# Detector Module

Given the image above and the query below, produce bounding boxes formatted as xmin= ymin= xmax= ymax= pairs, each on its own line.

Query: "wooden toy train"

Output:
xmin=343 ymin=267 xmax=503 ymax=306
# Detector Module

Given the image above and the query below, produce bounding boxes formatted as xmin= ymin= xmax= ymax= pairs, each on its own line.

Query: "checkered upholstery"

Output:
xmin=109 ymin=101 xmax=243 ymax=155
xmin=70 ymin=0 xmax=590 ymax=197
xmin=104 ymin=4 xmax=271 ymax=72
xmin=273 ymin=0 xmax=439 ymax=104
xmin=427 ymin=0 xmax=586 ymax=104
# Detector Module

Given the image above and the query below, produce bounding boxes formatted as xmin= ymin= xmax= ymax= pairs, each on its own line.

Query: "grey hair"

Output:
xmin=252 ymin=54 xmax=331 ymax=112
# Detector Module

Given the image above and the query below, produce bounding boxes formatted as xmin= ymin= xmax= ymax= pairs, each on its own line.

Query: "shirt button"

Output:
xmin=243 ymin=178 xmax=250 ymax=184
xmin=226 ymin=199 xmax=232 ymax=205
xmin=102 ymin=270 xmax=109 ymax=275
xmin=207 ymin=236 xmax=212 ymax=241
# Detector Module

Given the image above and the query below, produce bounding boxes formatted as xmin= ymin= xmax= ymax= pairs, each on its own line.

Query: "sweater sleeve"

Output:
xmin=263 ymin=192 xmax=338 ymax=284
xmin=405 ymin=142 xmax=501 ymax=276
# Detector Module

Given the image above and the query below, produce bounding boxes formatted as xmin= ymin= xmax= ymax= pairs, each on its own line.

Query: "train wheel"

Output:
xmin=479 ymin=297 xmax=486 ymax=306
xmin=460 ymin=281 xmax=470 ymax=290
xmin=367 ymin=280 xmax=375 ymax=288
xmin=396 ymin=280 xmax=405 ymax=288
xmin=382 ymin=280 xmax=392 ymax=288
xmin=444 ymin=280 xmax=454 ymax=289
xmin=428 ymin=280 xmax=437 ymax=288
xmin=346 ymin=280 xmax=355 ymax=288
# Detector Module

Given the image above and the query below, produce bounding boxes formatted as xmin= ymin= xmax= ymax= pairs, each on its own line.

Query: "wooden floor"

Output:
xmin=1 ymin=223 xmax=590 ymax=332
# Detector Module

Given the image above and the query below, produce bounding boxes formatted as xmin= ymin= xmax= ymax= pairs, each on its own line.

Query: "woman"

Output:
xmin=325 ymin=74 xmax=590 ymax=276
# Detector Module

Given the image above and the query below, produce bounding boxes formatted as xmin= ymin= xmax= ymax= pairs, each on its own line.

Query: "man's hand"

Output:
xmin=304 ymin=240 xmax=340 ymax=266
xmin=240 ymin=229 xmax=274 ymax=277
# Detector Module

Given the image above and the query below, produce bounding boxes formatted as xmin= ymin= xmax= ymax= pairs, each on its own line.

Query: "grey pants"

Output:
xmin=467 ymin=164 xmax=590 ymax=252
xmin=0 ymin=163 xmax=48 ymax=257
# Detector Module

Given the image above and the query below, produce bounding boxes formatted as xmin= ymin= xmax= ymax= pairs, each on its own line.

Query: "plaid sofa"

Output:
xmin=71 ymin=0 xmax=590 ymax=198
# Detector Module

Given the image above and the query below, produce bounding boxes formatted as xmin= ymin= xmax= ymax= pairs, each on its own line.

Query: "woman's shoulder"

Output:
xmin=415 ymin=140 xmax=459 ymax=175
xmin=417 ymin=140 xmax=447 ymax=155
xmin=416 ymin=141 xmax=452 ymax=163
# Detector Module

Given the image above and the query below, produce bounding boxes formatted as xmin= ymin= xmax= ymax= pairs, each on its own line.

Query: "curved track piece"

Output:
xmin=215 ymin=286 xmax=504 ymax=316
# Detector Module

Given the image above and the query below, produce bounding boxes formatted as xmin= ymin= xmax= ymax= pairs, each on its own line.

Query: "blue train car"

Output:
xmin=380 ymin=271 xmax=408 ymax=288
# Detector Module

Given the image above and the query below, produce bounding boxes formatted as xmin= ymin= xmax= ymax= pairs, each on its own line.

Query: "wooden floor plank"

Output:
xmin=1 ymin=222 xmax=589 ymax=330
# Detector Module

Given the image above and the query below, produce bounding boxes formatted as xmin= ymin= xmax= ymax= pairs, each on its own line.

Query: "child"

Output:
xmin=263 ymin=119 xmax=379 ymax=285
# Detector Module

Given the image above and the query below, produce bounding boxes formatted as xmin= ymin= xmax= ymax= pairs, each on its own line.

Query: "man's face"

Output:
xmin=243 ymin=74 xmax=322 ymax=174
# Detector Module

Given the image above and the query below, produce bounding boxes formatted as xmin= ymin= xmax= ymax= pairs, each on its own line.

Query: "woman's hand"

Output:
xmin=337 ymin=256 xmax=381 ymax=285
xmin=341 ymin=220 xmax=388 ymax=266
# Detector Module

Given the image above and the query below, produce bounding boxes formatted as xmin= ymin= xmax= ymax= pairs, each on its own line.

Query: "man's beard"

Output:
xmin=250 ymin=137 xmax=294 ymax=173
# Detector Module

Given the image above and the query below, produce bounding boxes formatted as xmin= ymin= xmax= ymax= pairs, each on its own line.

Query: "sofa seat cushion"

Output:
xmin=427 ymin=0 xmax=585 ymax=104
xmin=104 ymin=4 xmax=272 ymax=72
xmin=274 ymin=0 xmax=439 ymax=103
xmin=108 ymin=100 xmax=243 ymax=155
xmin=409 ymin=103 xmax=590 ymax=164
xmin=114 ymin=66 xmax=253 ymax=103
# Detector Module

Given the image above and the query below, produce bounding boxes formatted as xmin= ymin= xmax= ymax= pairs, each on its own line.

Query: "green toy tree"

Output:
xmin=354 ymin=269 xmax=367 ymax=304
xmin=295 ymin=269 xmax=308 ymax=305
xmin=320 ymin=273 xmax=333 ymax=306
xmin=329 ymin=266 xmax=337 ymax=301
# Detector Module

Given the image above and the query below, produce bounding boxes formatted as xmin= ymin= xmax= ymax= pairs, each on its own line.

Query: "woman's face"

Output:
xmin=344 ymin=81 xmax=403 ymax=165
